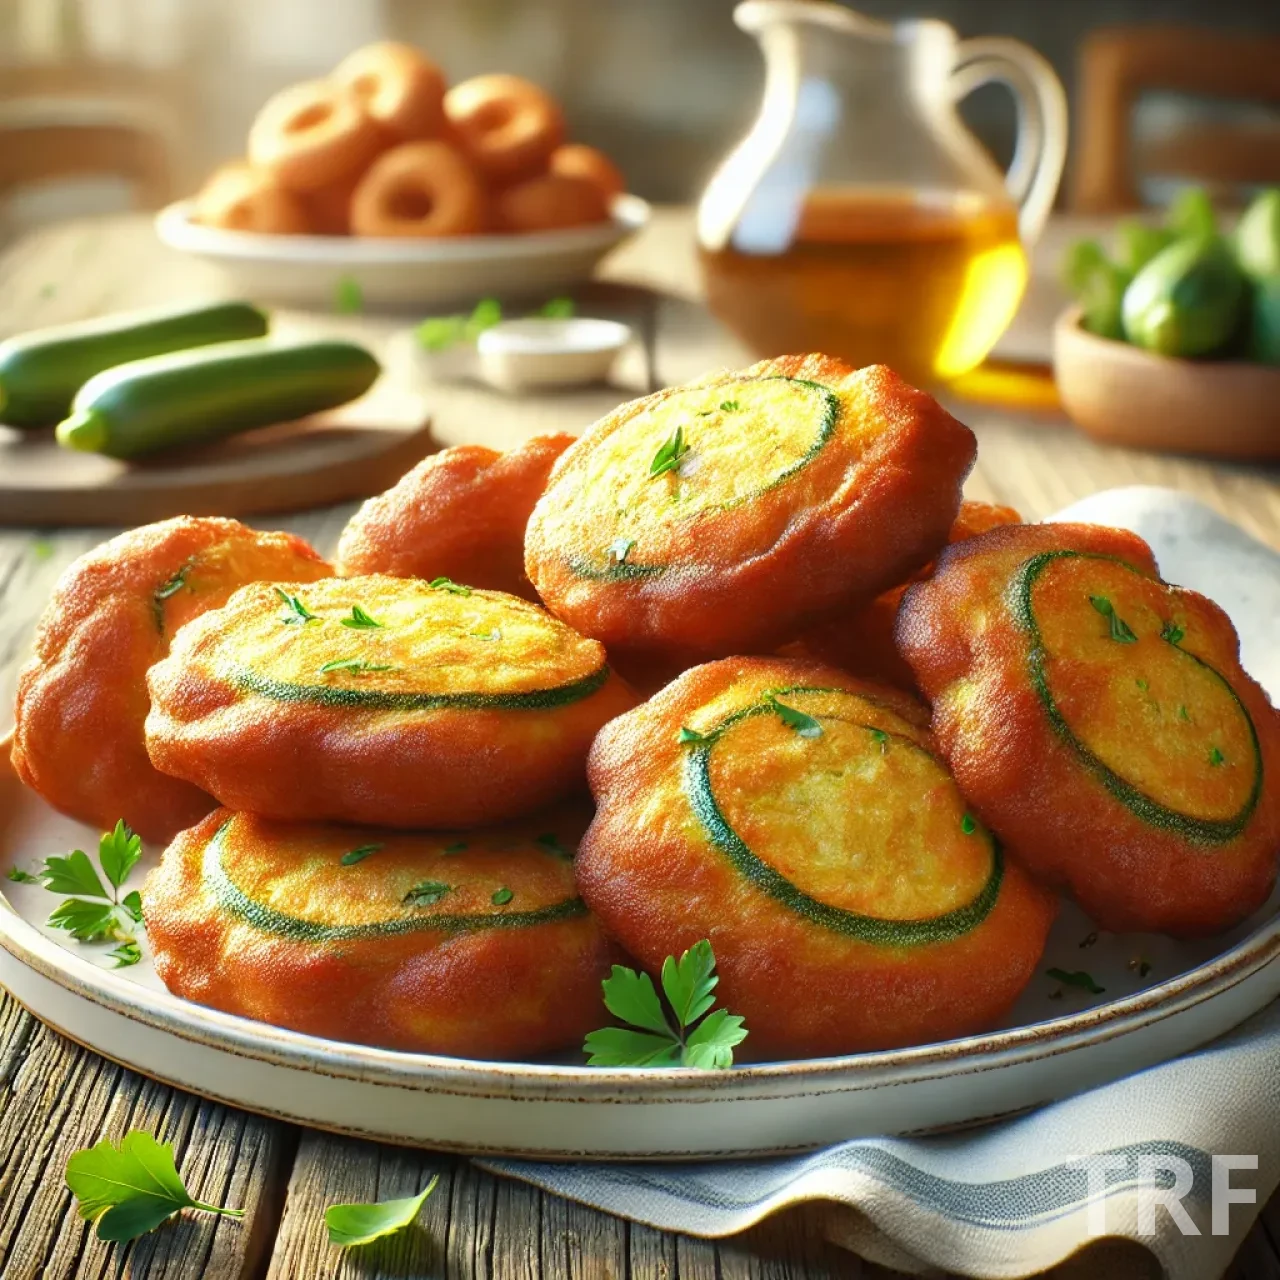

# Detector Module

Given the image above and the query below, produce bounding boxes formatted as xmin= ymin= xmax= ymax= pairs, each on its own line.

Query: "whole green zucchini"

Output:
xmin=0 ymin=300 xmax=267 ymax=427
xmin=55 ymin=338 xmax=380 ymax=460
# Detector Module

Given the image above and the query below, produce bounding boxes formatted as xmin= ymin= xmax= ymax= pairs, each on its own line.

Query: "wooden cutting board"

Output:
xmin=0 ymin=383 xmax=434 ymax=526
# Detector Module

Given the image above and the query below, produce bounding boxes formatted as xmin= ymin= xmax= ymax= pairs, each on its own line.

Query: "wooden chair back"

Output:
xmin=1071 ymin=26 xmax=1280 ymax=212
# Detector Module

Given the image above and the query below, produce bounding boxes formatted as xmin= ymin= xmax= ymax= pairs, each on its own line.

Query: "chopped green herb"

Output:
xmin=428 ymin=576 xmax=471 ymax=596
xmin=534 ymin=833 xmax=573 ymax=859
xmin=1089 ymin=595 xmax=1136 ymax=643
xmin=464 ymin=297 xmax=503 ymax=338
xmin=1161 ymin=621 xmax=1185 ymax=645
xmin=318 ymin=658 xmax=397 ymax=675
xmin=416 ymin=314 xmax=467 ymax=351
xmin=6 ymin=867 xmax=41 ymax=885
xmin=275 ymin=587 xmax=319 ymax=626
xmin=491 ymin=887 xmax=514 ymax=906
xmin=1136 ymin=678 xmax=1148 ymax=691
xmin=538 ymin=296 xmax=575 ymax=318
xmin=334 ymin=276 xmax=363 ymax=315
xmin=154 ymin=567 xmax=189 ymax=603
xmin=122 ymin=890 xmax=143 ymax=925
xmin=583 ymin=940 xmax=748 ymax=1069
xmin=30 ymin=539 xmax=54 ymax=562
xmin=769 ymin=696 xmax=822 ymax=738
xmin=1047 ymin=967 xmax=1105 ymax=995
xmin=1178 ymin=704 xmax=1190 ymax=721
xmin=325 ymin=1176 xmax=439 ymax=1248
xmin=442 ymin=841 xmax=468 ymax=854
xmin=870 ymin=728 xmax=889 ymax=753
xmin=677 ymin=726 xmax=707 ymax=744
xmin=1129 ymin=957 xmax=1153 ymax=978
xmin=340 ymin=604 xmax=383 ymax=630
xmin=719 ymin=399 xmax=740 ymax=412
xmin=649 ymin=426 xmax=689 ymax=478
xmin=1079 ymin=931 xmax=1099 ymax=949
xmin=109 ymin=941 xmax=141 ymax=968
xmin=66 ymin=1130 xmax=243 ymax=1243
xmin=607 ymin=537 xmax=634 ymax=564
xmin=469 ymin=627 xmax=501 ymax=642
xmin=403 ymin=880 xmax=451 ymax=908
xmin=340 ymin=843 xmax=383 ymax=866
xmin=1209 ymin=746 xmax=1225 ymax=767
xmin=961 ymin=813 xmax=976 ymax=835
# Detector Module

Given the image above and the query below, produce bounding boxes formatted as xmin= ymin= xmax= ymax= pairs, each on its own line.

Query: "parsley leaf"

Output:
xmin=275 ymin=587 xmax=319 ymax=626
xmin=98 ymin=820 xmax=141 ymax=892
xmin=403 ymin=880 xmax=451 ymax=908
xmin=1089 ymin=595 xmax=1137 ymax=643
xmin=491 ymin=887 xmax=514 ymax=906
xmin=649 ymin=426 xmax=689 ymax=478
xmin=961 ymin=813 xmax=977 ymax=835
xmin=31 ymin=538 xmax=55 ymax=562
xmin=318 ymin=658 xmax=397 ymax=675
xmin=1209 ymin=746 xmax=1225 ymax=767
xmin=325 ymin=1177 xmax=439 ymax=1248
xmin=334 ymin=276 xmax=363 ymax=315
xmin=65 ymin=1130 xmax=242 ymax=1243
xmin=677 ymin=726 xmax=707 ymax=744
xmin=416 ymin=314 xmax=466 ymax=351
xmin=1161 ymin=621 xmax=1185 ymax=645
xmin=768 ymin=696 xmax=823 ymax=738
xmin=109 ymin=941 xmax=142 ymax=968
xmin=719 ymin=399 xmax=740 ymax=412
xmin=607 ymin=537 xmax=634 ymax=565
xmin=7 ymin=867 xmax=41 ymax=885
xmin=538 ymin=296 xmax=575 ymax=318
xmin=48 ymin=898 xmax=121 ymax=942
xmin=153 ymin=566 xmax=189 ymax=603
xmin=39 ymin=849 xmax=108 ymax=900
xmin=340 ymin=604 xmax=383 ymax=630
xmin=584 ymin=940 xmax=748 ymax=1069
xmin=122 ymin=890 xmax=143 ymax=924
xmin=1047 ymin=967 xmax=1105 ymax=995
xmin=340 ymin=843 xmax=383 ymax=866
xmin=428 ymin=576 xmax=471 ymax=596
xmin=870 ymin=728 xmax=888 ymax=753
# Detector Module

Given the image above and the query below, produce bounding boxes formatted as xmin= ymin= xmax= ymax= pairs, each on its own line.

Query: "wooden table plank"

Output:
xmin=0 ymin=211 xmax=1278 ymax=1280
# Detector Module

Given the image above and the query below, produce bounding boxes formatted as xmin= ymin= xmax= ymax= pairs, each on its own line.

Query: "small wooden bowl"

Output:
xmin=1053 ymin=306 xmax=1280 ymax=460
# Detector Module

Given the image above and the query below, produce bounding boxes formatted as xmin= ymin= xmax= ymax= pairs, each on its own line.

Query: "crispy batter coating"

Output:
xmin=575 ymin=656 xmax=1056 ymax=1059
xmin=787 ymin=500 xmax=1022 ymax=689
xmin=143 ymin=805 xmax=618 ymax=1058
xmin=145 ymin=574 xmax=635 ymax=829
xmin=898 ymin=522 xmax=1280 ymax=936
xmin=525 ymin=356 xmax=976 ymax=662
xmin=336 ymin=434 xmax=573 ymax=599
xmin=12 ymin=518 xmax=330 ymax=841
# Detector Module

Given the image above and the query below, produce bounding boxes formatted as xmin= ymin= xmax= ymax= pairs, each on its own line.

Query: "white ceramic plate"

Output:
xmin=2 ymin=488 xmax=1278 ymax=1160
xmin=154 ymin=195 xmax=650 ymax=311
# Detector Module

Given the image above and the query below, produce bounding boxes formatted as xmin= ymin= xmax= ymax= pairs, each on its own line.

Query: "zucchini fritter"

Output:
xmin=145 ymin=574 xmax=635 ymax=828
xmin=12 ymin=517 xmax=331 ymax=841
xmin=575 ymin=656 xmax=1056 ymax=1059
xmin=336 ymin=434 xmax=574 ymax=599
xmin=525 ymin=355 xmax=976 ymax=661
xmin=898 ymin=522 xmax=1280 ymax=936
xmin=787 ymin=500 xmax=1022 ymax=689
xmin=143 ymin=806 xmax=617 ymax=1058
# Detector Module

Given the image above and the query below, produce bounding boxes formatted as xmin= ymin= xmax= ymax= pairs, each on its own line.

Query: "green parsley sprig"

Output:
xmin=275 ymin=587 xmax=319 ymax=626
xmin=1047 ymin=967 xmax=1105 ymax=995
xmin=768 ymin=695 xmax=823 ymax=738
xmin=319 ymin=658 xmax=397 ymax=676
xmin=649 ymin=426 xmax=690 ymax=479
xmin=340 ymin=604 xmax=384 ymax=630
xmin=428 ymin=576 xmax=472 ymax=596
xmin=1089 ymin=595 xmax=1137 ymax=644
xmin=584 ymin=940 xmax=748 ymax=1069
xmin=9 ymin=821 xmax=143 ymax=961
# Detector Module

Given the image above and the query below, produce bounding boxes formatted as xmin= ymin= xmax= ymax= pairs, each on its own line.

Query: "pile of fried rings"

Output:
xmin=12 ymin=353 xmax=1280 ymax=1064
xmin=193 ymin=41 xmax=624 ymax=238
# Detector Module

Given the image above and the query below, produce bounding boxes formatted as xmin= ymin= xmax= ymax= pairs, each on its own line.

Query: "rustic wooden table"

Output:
xmin=1 ymin=209 xmax=1278 ymax=1280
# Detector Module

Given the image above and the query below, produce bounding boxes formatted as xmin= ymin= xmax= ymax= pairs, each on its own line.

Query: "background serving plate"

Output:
xmin=2 ymin=487 xmax=1278 ymax=1160
xmin=154 ymin=196 xmax=651 ymax=311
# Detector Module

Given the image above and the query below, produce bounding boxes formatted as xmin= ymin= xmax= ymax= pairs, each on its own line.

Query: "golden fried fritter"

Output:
xmin=12 ymin=517 xmax=330 ymax=841
xmin=787 ymin=500 xmax=1022 ymax=689
xmin=145 ymin=574 xmax=635 ymax=829
xmin=144 ymin=805 xmax=618 ymax=1058
xmin=575 ymin=656 xmax=1056 ymax=1059
xmin=336 ymin=434 xmax=574 ymax=599
xmin=898 ymin=521 xmax=1280 ymax=936
xmin=525 ymin=356 xmax=976 ymax=662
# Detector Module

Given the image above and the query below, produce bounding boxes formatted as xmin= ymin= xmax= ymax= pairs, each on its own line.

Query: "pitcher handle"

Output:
xmin=950 ymin=37 xmax=1068 ymax=245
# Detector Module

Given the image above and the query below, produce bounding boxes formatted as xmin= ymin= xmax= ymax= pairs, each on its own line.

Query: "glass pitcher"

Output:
xmin=698 ymin=0 xmax=1067 ymax=387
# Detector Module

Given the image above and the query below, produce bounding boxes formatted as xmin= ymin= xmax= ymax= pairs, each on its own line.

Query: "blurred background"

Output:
xmin=2 ymin=0 xmax=1279 ymax=241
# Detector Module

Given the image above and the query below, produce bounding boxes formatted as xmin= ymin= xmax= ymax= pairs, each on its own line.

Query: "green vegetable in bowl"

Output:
xmin=1061 ymin=239 xmax=1129 ymax=340
xmin=1248 ymin=276 xmax=1280 ymax=366
xmin=1121 ymin=237 xmax=1247 ymax=358
xmin=1115 ymin=219 xmax=1175 ymax=274
xmin=1235 ymin=189 xmax=1280 ymax=281
xmin=1165 ymin=186 xmax=1218 ymax=241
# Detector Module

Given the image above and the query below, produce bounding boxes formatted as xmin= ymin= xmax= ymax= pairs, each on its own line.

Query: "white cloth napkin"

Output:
xmin=477 ymin=488 xmax=1280 ymax=1280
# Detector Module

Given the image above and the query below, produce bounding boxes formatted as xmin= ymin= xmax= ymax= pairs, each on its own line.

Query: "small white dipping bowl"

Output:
xmin=476 ymin=317 xmax=632 ymax=392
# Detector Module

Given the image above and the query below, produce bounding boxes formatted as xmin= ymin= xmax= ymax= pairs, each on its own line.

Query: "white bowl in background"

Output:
xmin=476 ymin=316 xmax=632 ymax=391
xmin=154 ymin=195 xmax=651 ymax=312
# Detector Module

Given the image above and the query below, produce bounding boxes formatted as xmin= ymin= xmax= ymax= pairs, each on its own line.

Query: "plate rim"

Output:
xmin=154 ymin=195 xmax=651 ymax=266
xmin=3 ymin=735 xmax=1278 ymax=1103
